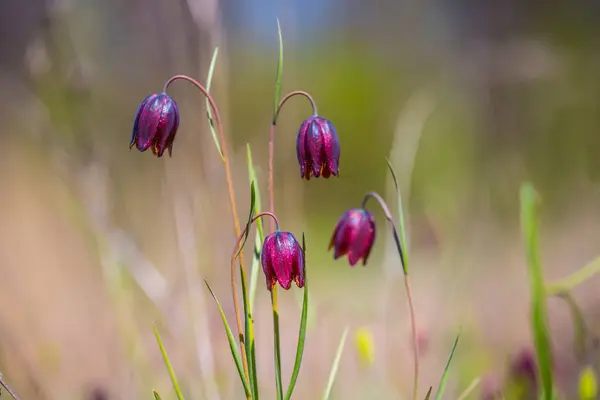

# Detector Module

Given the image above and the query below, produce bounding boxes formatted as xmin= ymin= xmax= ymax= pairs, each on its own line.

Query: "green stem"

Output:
xmin=546 ymin=256 xmax=600 ymax=295
xmin=271 ymin=286 xmax=284 ymax=400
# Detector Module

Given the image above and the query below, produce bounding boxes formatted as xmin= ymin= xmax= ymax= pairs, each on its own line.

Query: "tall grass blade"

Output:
xmin=434 ymin=330 xmax=461 ymax=400
xmin=556 ymin=292 xmax=588 ymax=360
xmin=205 ymin=47 xmax=224 ymax=159
xmin=520 ymin=182 xmax=554 ymax=400
xmin=236 ymin=180 xmax=257 ymax=259
xmin=246 ymin=144 xmax=265 ymax=313
xmin=153 ymin=325 xmax=185 ymax=400
xmin=271 ymin=286 xmax=284 ymax=400
xmin=272 ymin=18 xmax=284 ymax=122
xmin=284 ymin=233 xmax=309 ymax=400
xmin=456 ymin=377 xmax=481 ymax=400
xmin=385 ymin=158 xmax=408 ymax=271
xmin=241 ymin=261 xmax=259 ymax=399
xmin=424 ymin=387 xmax=432 ymax=400
xmin=205 ymin=281 xmax=252 ymax=397
xmin=153 ymin=390 xmax=162 ymax=400
xmin=321 ymin=327 xmax=349 ymax=400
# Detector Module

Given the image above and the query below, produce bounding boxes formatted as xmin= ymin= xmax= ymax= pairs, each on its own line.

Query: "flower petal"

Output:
xmin=272 ymin=232 xmax=293 ymax=290
xmin=296 ymin=118 xmax=311 ymax=179
xmin=307 ymin=119 xmax=325 ymax=178
xmin=348 ymin=211 xmax=376 ymax=266
xmin=322 ymin=119 xmax=340 ymax=177
xmin=155 ymin=96 xmax=179 ymax=157
xmin=261 ymin=234 xmax=277 ymax=291
xmin=292 ymin=237 xmax=305 ymax=288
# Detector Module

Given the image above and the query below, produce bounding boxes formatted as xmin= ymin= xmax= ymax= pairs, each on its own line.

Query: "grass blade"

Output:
xmin=424 ymin=387 xmax=432 ymax=400
xmin=434 ymin=330 xmax=461 ymax=400
xmin=386 ymin=158 xmax=409 ymax=270
xmin=153 ymin=390 xmax=162 ymax=400
xmin=205 ymin=281 xmax=252 ymax=397
xmin=546 ymin=255 xmax=600 ymax=295
xmin=456 ymin=377 xmax=481 ymax=400
xmin=236 ymin=180 xmax=257 ymax=259
xmin=153 ymin=325 xmax=185 ymax=400
xmin=241 ymin=261 xmax=259 ymax=399
xmin=271 ymin=286 xmax=284 ymax=400
xmin=321 ymin=327 xmax=349 ymax=400
xmin=246 ymin=144 xmax=265 ymax=313
xmin=520 ymin=182 xmax=554 ymax=400
xmin=205 ymin=47 xmax=224 ymax=160
xmin=284 ymin=233 xmax=309 ymax=400
xmin=556 ymin=292 xmax=588 ymax=360
xmin=272 ymin=18 xmax=284 ymax=122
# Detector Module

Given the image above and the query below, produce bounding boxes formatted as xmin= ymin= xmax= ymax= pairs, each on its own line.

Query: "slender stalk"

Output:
xmin=271 ymin=286 xmax=284 ymax=400
xmin=362 ymin=191 xmax=418 ymax=400
xmin=0 ymin=373 xmax=21 ymax=400
xmin=230 ymin=212 xmax=284 ymax=399
xmin=231 ymin=211 xmax=281 ymax=396
xmin=268 ymin=90 xmax=318 ymax=231
xmin=546 ymin=256 xmax=600 ymax=295
xmin=163 ymin=74 xmax=249 ymax=380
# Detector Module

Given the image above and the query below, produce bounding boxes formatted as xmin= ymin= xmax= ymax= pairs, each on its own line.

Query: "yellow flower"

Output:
xmin=354 ymin=326 xmax=375 ymax=367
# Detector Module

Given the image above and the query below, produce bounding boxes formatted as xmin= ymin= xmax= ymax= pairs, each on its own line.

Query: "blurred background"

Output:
xmin=2 ymin=0 xmax=600 ymax=398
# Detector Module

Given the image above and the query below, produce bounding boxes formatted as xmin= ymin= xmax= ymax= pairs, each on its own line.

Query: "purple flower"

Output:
xmin=329 ymin=208 xmax=376 ymax=266
xmin=130 ymin=93 xmax=179 ymax=157
xmin=261 ymin=231 xmax=305 ymax=291
xmin=296 ymin=116 xmax=340 ymax=180
xmin=508 ymin=347 xmax=539 ymax=394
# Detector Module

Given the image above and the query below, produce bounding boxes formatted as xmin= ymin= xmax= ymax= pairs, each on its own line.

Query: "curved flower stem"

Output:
xmin=546 ymin=255 xmax=600 ymax=296
xmin=268 ymin=90 xmax=318 ymax=232
xmin=232 ymin=212 xmax=281 ymax=261
xmin=231 ymin=211 xmax=281 ymax=396
xmin=362 ymin=191 xmax=418 ymax=400
xmin=230 ymin=211 xmax=283 ymax=399
xmin=163 ymin=74 xmax=249 ymax=382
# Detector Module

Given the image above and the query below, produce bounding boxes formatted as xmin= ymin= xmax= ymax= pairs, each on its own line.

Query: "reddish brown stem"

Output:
xmin=0 ymin=374 xmax=20 ymax=400
xmin=163 ymin=74 xmax=249 ymax=387
xmin=362 ymin=191 xmax=419 ymax=400
xmin=268 ymin=90 xmax=317 ymax=232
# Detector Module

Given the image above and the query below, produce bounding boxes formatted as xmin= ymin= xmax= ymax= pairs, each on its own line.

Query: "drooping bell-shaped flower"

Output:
xmin=329 ymin=208 xmax=376 ymax=266
xmin=296 ymin=116 xmax=340 ymax=180
xmin=261 ymin=231 xmax=305 ymax=291
xmin=130 ymin=92 xmax=179 ymax=157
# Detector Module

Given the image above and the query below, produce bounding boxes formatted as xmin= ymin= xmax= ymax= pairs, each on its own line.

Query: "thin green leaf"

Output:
xmin=546 ymin=255 xmax=600 ymax=295
xmin=456 ymin=377 xmax=481 ymax=400
xmin=424 ymin=387 xmax=432 ymax=400
xmin=153 ymin=390 xmax=162 ymax=400
xmin=205 ymin=47 xmax=224 ymax=159
xmin=271 ymin=287 xmax=284 ymax=400
xmin=434 ymin=330 xmax=461 ymax=400
xmin=272 ymin=18 xmax=284 ymax=123
xmin=556 ymin=292 xmax=588 ymax=360
xmin=385 ymin=158 xmax=409 ymax=273
xmin=241 ymin=263 xmax=259 ymax=399
xmin=205 ymin=281 xmax=252 ymax=397
xmin=284 ymin=233 xmax=309 ymax=400
xmin=321 ymin=327 xmax=349 ymax=400
xmin=236 ymin=180 xmax=257 ymax=259
xmin=153 ymin=325 xmax=185 ymax=400
xmin=520 ymin=182 xmax=554 ymax=400
xmin=246 ymin=144 xmax=265 ymax=313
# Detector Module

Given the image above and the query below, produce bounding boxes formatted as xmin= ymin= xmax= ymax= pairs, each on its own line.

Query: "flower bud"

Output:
xmin=329 ymin=208 xmax=376 ymax=266
xmin=261 ymin=231 xmax=305 ymax=291
xmin=130 ymin=93 xmax=179 ymax=157
xmin=296 ymin=116 xmax=340 ymax=180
